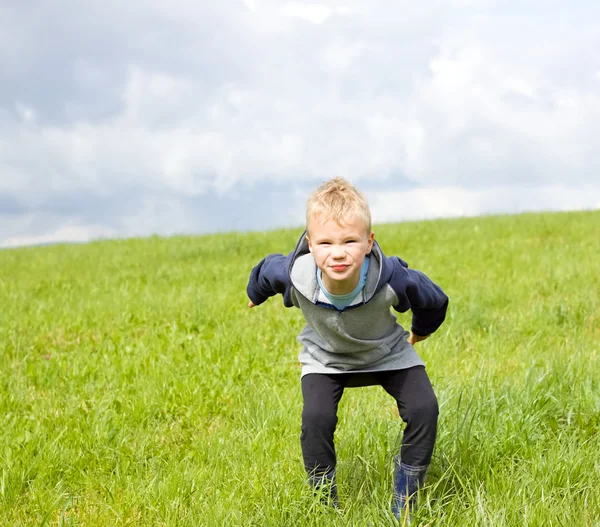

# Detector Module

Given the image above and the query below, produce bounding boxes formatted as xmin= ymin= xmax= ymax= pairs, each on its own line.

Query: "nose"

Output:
xmin=331 ymin=244 xmax=345 ymax=259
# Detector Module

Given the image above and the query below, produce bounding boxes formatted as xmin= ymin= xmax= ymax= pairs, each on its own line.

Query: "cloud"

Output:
xmin=281 ymin=3 xmax=335 ymax=24
xmin=0 ymin=1 xmax=599 ymax=247
xmin=369 ymin=183 xmax=600 ymax=224
xmin=0 ymin=221 xmax=118 ymax=249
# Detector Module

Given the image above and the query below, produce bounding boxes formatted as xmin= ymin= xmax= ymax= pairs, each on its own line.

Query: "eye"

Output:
xmin=319 ymin=241 xmax=331 ymax=245
xmin=345 ymin=239 xmax=357 ymax=244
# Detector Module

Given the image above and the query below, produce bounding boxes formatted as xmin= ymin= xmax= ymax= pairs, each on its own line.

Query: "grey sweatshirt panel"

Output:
xmin=290 ymin=249 xmax=425 ymax=377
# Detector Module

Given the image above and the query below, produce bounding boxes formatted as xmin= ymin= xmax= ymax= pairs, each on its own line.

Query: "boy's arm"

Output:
xmin=246 ymin=252 xmax=295 ymax=308
xmin=389 ymin=257 xmax=449 ymax=337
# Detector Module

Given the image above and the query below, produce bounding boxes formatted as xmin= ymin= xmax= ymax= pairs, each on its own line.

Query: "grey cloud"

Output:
xmin=0 ymin=194 xmax=27 ymax=215
xmin=0 ymin=181 xmax=309 ymax=247
xmin=0 ymin=2 xmax=252 ymax=125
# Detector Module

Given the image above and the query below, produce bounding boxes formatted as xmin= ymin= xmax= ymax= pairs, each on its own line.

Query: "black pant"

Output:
xmin=300 ymin=366 xmax=438 ymax=476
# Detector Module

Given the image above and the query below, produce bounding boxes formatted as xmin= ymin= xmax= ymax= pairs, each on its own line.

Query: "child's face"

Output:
xmin=306 ymin=214 xmax=374 ymax=296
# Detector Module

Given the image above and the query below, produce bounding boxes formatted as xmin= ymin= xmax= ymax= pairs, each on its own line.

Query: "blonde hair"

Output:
xmin=306 ymin=177 xmax=371 ymax=234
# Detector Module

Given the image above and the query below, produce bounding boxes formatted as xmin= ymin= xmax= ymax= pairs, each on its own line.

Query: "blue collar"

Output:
xmin=316 ymin=256 xmax=370 ymax=310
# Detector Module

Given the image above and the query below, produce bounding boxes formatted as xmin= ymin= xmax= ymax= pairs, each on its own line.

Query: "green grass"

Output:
xmin=1 ymin=210 xmax=599 ymax=526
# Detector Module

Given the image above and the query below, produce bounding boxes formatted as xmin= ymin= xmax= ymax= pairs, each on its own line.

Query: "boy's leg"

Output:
xmin=377 ymin=366 xmax=438 ymax=466
xmin=300 ymin=373 xmax=348 ymax=503
xmin=375 ymin=366 xmax=439 ymax=518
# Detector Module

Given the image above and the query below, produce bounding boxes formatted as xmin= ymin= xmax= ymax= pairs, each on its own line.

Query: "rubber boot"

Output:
xmin=309 ymin=468 xmax=339 ymax=509
xmin=392 ymin=456 xmax=427 ymax=523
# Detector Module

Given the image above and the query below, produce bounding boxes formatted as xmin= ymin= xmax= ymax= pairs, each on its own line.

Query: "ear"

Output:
xmin=366 ymin=231 xmax=375 ymax=253
xmin=306 ymin=234 xmax=313 ymax=254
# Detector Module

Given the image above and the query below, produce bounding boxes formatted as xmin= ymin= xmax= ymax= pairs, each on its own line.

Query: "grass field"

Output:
xmin=1 ymin=210 xmax=599 ymax=526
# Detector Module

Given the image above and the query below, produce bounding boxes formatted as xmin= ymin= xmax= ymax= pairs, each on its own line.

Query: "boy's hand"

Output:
xmin=248 ymin=301 xmax=256 ymax=308
xmin=408 ymin=332 xmax=430 ymax=345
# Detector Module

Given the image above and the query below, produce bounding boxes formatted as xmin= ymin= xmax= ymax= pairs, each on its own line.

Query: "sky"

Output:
xmin=1 ymin=0 xmax=599 ymax=248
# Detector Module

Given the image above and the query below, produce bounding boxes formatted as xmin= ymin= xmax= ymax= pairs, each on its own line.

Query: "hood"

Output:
xmin=288 ymin=231 xmax=392 ymax=305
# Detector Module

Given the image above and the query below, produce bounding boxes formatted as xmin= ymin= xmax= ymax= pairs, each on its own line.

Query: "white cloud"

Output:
xmin=370 ymin=184 xmax=600 ymax=224
xmin=243 ymin=0 xmax=257 ymax=13
xmin=0 ymin=221 xmax=117 ymax=249
xmin=322 ymin=38 xmax=367 ymax=71
xmin=281 ymin=3 xmax=334 ymax=24
xmin=15 ymin=102 xmax=36 ymax=123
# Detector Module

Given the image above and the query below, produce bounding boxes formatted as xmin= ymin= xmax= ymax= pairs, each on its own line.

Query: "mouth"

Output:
xmin=330 ymin=265 xmax=349 ymax=272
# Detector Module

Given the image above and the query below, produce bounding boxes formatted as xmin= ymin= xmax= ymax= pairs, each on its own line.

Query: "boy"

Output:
xmin=246 ymin=178 xmax=448 ymax=520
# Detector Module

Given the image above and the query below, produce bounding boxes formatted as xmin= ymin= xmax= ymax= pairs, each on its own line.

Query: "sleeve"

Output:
xmin=246 ymin=252 xmax=295 ymax=308
xmin=388 ymin=257 xmax=449 ymax=336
